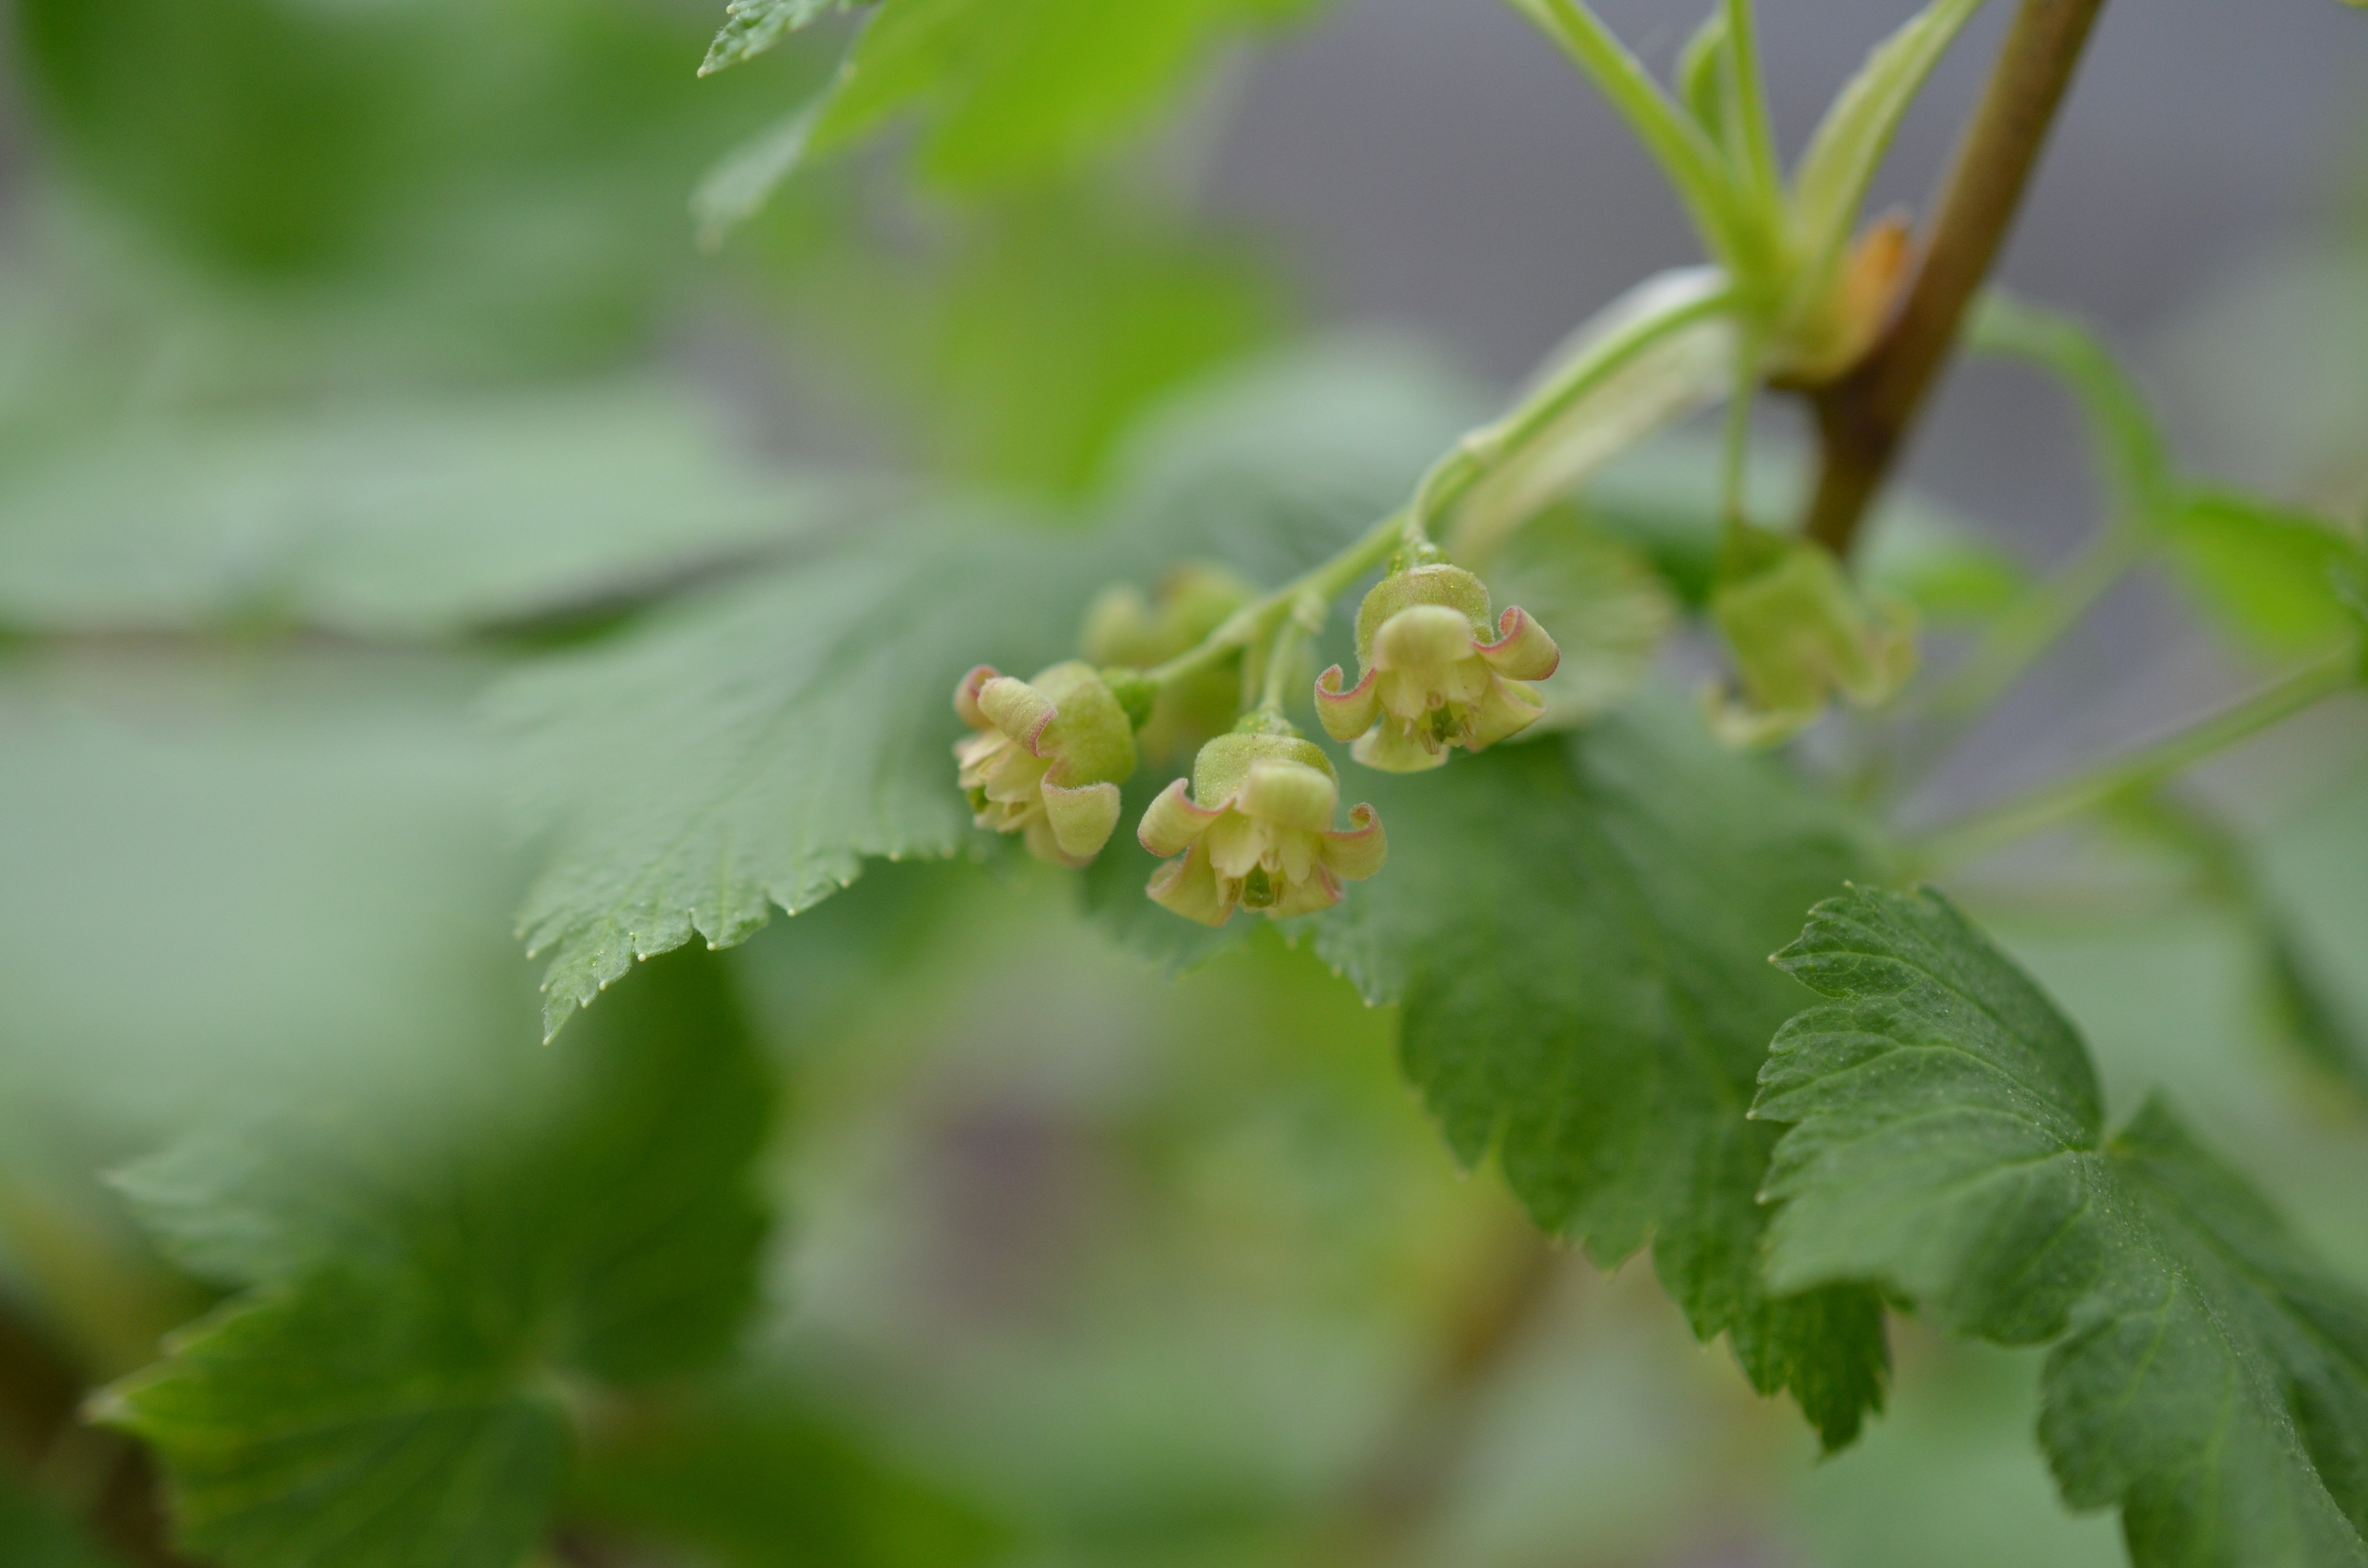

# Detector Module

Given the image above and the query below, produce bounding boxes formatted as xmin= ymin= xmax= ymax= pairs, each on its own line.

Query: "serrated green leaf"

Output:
xmin=1314 ymin=704 xmax=1890 ymax=1448
xmin=501 ymin=345 xmax=1476 ymax=1035
xmin=800 ymin=0 xmax=1319 ymax=189
xmin=98 ymin=949 xmax=774 ymax=1568
xmin=702 ymin=0 xmax=859 ymax=77
xmin=1760 ymin=884 xmax=2368 ymax=1568
xmin=1788 ymin=0 xmax=1986 ymax=315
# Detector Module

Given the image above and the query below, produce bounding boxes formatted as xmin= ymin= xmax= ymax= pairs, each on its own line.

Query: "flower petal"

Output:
xmin=1371 ymin=604 xmax=1480 ymax=674
xmin=1313 ymin=664 xmax=1381 ymax=743
xmin=1466 ymin=674 xmax=1547 ymax=751
xmin=1236 ymin=759 xmax=1338 ymax=833
xmin=1041 ymin=780 xmax=1122 ymax=863
xmin=1475 ymin=606 xmax=1561 ymax=682
xmin=954 ymin=664 xmax=1000 ymax=730
xmin=1206 ymin=811 xmax=1269 ymax=880
xmin=1352 ymin=721 xmax=1448 ymax=774
xmin=1137 ymin=778 xmax=1223 ymax=857
xmin=1268 ymin=863 xmax=1344 ymax=919
xmin=1147 ymin=843 xmax=1233 ymax=927
xmin=977 ymin=676 xmax=1058 ymax=756
xmin=1319 ymin=804 xmax=1386 ymax=882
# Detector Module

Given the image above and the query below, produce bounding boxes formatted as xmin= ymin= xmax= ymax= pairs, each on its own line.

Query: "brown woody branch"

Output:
xmin=1801 ymin=0 xmax=2112 ymax=557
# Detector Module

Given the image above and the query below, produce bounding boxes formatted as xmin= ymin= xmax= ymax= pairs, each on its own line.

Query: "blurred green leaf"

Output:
xmin=797 ymin=0 xmax=1320 ymax=189
xmin=502 ymin=344 xmax=1471 ymax=1033
xmin=16 ymin=0 xmax=805 ymax=370
xmin=1314 ymin=704 xmax=1891 ymax=1449
xmin=1760 ymin=885 xmax=2368 ymax=1568
xmin=2163 ymin=488 xmax=2366 ymax=655
xmin=703 ymin=0 xmax=863 ymax=76
xmin=0 ymin=1476 xmax=121 ymax=1568
xmin=0 ymin=381 xmax=836 ymax=641
xmin=775 ymin=193 xmax=1289 ymax=495
xmin=1479 ymin=506 xmax=1678 ymax=729
xmin=1973 ymin=293 xmax=2367 ymax=657
xmin=97 ymin=949 xmax=774 ymax=1568
xmin=570 ymin=1388 xmax=1006 ymax=1567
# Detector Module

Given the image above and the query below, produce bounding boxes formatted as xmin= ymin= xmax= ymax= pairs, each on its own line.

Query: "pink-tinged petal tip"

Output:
xmin=976 ymin=675 xmax=1059 ymax=757
xmin=1320 ymin=803 xmax=1387 ymax=882
xmin=1138 ymin=778 xmax=1223 ymax=858
xmin=1476 ymin=606 xmax=1561 ymax=682
xmin=1313 ymin=664 xmax=1381 ymax=743
xmin=954 ymin=665 xmax=1000 ymax=729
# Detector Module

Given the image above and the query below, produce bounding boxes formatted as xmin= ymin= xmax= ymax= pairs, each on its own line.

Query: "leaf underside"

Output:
xmin=1759 ymin=884 xmax=2368 ymax=1568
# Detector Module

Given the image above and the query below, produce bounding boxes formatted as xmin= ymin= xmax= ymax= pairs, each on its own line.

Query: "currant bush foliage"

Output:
xmin=1319 ymin=705 xmax=1890 ymax=1446
xmin=96 ymin=952 xmax=774 ymax=1568
xmin=1759 ymin=886 xmax=2368 ymax=1568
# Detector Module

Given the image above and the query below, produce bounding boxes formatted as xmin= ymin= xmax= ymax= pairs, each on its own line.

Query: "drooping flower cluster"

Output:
xmin=950 ymin=556 xmax=1566 ymax=924
xmin=1138 ymin=726 xmax=1384 ymax=926
xmin=1314 ymin=564 xmax=1562 ymax=772
xmin=954 ymin=662 xmax=1138 ymax=867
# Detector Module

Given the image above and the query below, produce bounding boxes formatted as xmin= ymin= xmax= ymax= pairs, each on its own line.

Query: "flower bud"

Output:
xmin=1082 ymin=564 xmax=1255 ymax=762
xmin=1706 ymin=528 xmax=1917 ymax=747
xmin=1138 ymin=727 xmax=1385 ymax=927
xmin=954 ymin=661 xmax=1137 ymax=866
xmin=1314 ymin=564 xmax=1561 ymax=772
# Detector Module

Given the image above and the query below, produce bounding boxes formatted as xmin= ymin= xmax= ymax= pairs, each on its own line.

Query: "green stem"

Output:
xmin=1143 ymin=511 xmax=1408 ymax=688
xmin=1498 ymin=0 xmax=1745 ymax=268
xmin=1257 ymin=594 xmax=1327 ymax=717
xmin=1721 ymin=326 xmax=1765 ymax=525
xmin=1918 ymin=515 xmax=2150 ymax=722
xmin=1444 ymin=270 xmax=1743 ymax=563
xmin=1910 ymin=647 xmax=2359 ymax=868
xmin=1720 ymin=0 xmax=1785 ymax=236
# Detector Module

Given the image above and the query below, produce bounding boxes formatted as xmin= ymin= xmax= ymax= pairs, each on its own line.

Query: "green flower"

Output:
xmin=1707 ymin=528 xmax=1917 ymax=747
xmin=1139 ymin=729 xmax=1385 ymax=926
xmin=1315 ymin=564 xmax=1561 ymax=772
xmin=954 ymin=661 xmax=1137 ymax=867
